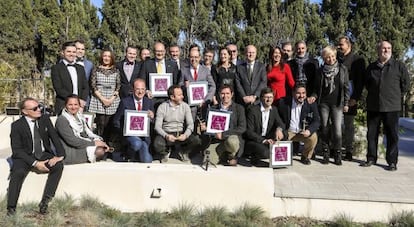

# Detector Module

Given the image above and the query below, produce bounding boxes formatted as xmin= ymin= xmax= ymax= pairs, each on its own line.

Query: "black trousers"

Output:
xmin=153 ymin=133 xmax=200 ymax=156
xmin=245 ymin=140 xmax=269 ymax=159
xmin=367 ymin=111 xmax=399 ymax=165
xmin=7 ymin=153 xmax=64 ymax=209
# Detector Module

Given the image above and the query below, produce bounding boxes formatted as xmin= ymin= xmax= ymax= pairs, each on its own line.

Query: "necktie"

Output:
xmin=193 ymin=67 xmax=198 ymax=81
xmin=157 ymin=61 xmax=163 ymax=73
xmin=67 ymin=63 xmax=76 ymax=67
xmin=137 ymin=101 xmax=142 ymax=111
xmin=126 ymin=61 xmax=134 ymax=65
xmin=248 ymin=64 xmax=253 ymax=81
xmin=76 ymin=57 xmax=84 ymax=62
xmin=33 ymin=120 xmax=43 ymax=159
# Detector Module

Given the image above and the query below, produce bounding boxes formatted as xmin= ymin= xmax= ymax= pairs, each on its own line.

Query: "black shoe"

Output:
xmin=301 ymin=157 xmax=311 ymax=165
xmin=387 ymin=163 xmax=397 ymax=171
xmin=39 ymin=201 xmax=49 ymax=215
xmin=360 ymin=160 xmax=376 ymax=167
xmin=7 ymin=207 xmax=16 ymax=216
xmin=334 ymin=152 xmax=342 ymax=166
xmin=343 ymin=152 xmax=353 ymax=161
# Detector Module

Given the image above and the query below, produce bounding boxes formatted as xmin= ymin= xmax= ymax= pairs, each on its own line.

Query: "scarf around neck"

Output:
xmin=322 ymin=61 xmax=339 ymax=94
xmin=61 ymin=108 xmax=101 ymax=142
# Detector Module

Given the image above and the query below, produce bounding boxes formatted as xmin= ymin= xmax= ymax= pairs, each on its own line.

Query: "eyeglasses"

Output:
xmin=263 ymin=96 xmax=274 ymax=99
xmin=27 ymin=105 xmax=42 ymax=111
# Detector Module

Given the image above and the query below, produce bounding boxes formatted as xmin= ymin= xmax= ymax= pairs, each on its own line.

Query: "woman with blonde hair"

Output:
xmin=309 ymin=45 xmax=350 ymax=165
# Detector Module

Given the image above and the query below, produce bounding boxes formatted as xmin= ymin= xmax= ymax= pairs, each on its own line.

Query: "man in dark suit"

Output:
xmin=235 ymin=45 xmax=267 ymax=107
xmin=52 ymin=41 xmax=89 ymax=115
xmin=244 ymin=87 xmax=285 ymax=165
xmin=117 ymin=46 xmax=141 ymax=98
xmin=113 ymin=79 xmax=155 ymax=163
xmin=7 ymin=98 xmax=65 ymax=216
xmin=278 ymin=84 xmax=320 ymax=165
xmin=74 ymin=39 xmax=94 ymax=111
xmin=226 ymin=43 xmax=244 ymax=66
xmin=139 ymin=42 xmax=180 ymax=108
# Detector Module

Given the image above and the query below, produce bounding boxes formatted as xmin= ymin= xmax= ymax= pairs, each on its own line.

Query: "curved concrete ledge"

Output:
xmin=0 ymin=160 xmax=276 ymax=216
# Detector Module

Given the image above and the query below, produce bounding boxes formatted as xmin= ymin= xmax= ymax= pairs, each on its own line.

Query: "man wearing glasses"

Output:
xmin=244 ymin=87 xmax=285 ymax=166
xmin=226 ymin=43 xmax=244 ymax=66
xmin=7 ymin=98 xmax=65 ymax=216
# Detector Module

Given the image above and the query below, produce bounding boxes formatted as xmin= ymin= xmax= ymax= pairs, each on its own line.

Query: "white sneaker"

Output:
xmin=87 ymin=149 xmax=96 ymax=163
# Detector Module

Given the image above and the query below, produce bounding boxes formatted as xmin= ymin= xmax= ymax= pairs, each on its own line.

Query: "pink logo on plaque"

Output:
xmin=211 ymin=115 xmax=226 ymax=130
xmin=274 ymin=147 xmax=288 ymax=161
xmin=155 ymin=78 xmax=168 ymax=91
xmin=130 ymin=116 xmax=145 ymax=130
xmin=192 ymin=87 xmax=204 ymax=101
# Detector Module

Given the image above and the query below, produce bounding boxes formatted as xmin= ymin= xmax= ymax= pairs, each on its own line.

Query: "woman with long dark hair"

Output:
xmin=211 ymin=47 xmax=238 ymax=104
xmin=88 ymin=49 xmax=121 ymax=141
xmin=266 ymin=46 xmax=295 ymax=104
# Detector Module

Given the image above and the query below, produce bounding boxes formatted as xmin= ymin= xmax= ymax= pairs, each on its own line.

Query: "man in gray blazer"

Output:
xmin=180 ymin=49 xmax=216 ymax=103
xmin=235 ymin=45 xmax=267 ymax=107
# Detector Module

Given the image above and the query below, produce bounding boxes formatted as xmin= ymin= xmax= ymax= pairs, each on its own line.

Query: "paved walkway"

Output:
xmin=274 ymin=118 xmax=414 ymax=204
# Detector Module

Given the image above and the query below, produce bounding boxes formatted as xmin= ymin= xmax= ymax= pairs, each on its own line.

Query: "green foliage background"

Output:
xmin=0 ymin=0 xmax=413 ymax=111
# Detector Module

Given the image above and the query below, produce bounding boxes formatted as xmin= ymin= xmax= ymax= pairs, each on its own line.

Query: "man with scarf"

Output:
xmin=288 ymin=40 xmax=319 ymax=101
xmin=310 ymin=46 xmax=350 ymax=165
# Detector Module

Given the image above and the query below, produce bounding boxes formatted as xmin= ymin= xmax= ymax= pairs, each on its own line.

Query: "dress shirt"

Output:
xmin=25 ymin=116 xmax=44 ymax=165
xmin=123 ymin=62 xmax=134 ymax=82
xmin=260 ymin=103 xmax=271 ymax=137
xmin=190 ymin=65 xmax=199 ymax=80
xmin=289 ymin=98 xmax=303 ymax=133
xmin=134 ymin=97 xmax=143 ymax=111
xmin=63 ymin=59 xmax=78 ymax=95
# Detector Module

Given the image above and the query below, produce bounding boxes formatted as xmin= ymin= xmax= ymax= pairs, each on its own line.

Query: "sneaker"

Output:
xmin=87 ymin=149 xmax=96 ymax=163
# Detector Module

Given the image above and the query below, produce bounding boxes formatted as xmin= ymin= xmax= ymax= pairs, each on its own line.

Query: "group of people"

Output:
xmin=6 ymin=38 xmax=410 ymax=215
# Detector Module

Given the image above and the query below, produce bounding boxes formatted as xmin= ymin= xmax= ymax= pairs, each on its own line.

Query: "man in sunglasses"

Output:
xmin=7 ymin=98 xmax=65 ymax=216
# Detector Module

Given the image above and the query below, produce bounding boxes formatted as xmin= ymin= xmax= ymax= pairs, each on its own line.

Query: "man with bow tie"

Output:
xmin=7 ymin=98 xmax=65 ymax=216
xmin=52 ymin=41 xmax=89 ymax=115
xmin=116 ymin=46 xmax=142 ymax=98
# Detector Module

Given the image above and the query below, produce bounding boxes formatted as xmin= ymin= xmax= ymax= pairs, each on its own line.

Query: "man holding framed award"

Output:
xmin=139 ymin=42 xmax=180 ymax=109
xmin=113 ymin=79 xmax=155 ymax=163
xmin=244 ymin=87 xmax=285 ymax=166
xmin=277 ymin=84 xmax=320 ymax=165
xmin=202 ymin=85 xmax=246 ymax=166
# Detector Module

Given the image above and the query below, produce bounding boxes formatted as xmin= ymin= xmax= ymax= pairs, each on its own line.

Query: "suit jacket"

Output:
xmin=138 ymin=58 xmax=180 ymax=88
xmin=10 ymin=115 xmax=65 ymax=166
xmin=235 ymin=61 xmax=267 ymax=105
xmin=277 ymin=97 xmax=320 ymax=135
xmin=51 ymin=62 xmax=89 ymax=114
xmin=245 ymin=104 xmax=286 ymax=143
xmin=179 ymin=64 xmax=216 ymax=101
xmin=116 ymin=60 xmax=141 ymax=98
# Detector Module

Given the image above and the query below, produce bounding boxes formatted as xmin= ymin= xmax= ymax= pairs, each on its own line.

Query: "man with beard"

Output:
xmin=361 ymin=41 xmax=410 ymax=171
xmin=278 ymin=84 xmax=320 ymax=165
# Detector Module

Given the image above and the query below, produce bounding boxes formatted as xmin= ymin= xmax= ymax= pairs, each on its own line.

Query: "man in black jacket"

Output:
xmin=337 ymin=36 xmax=366 ymax=161
xmin=244 ymin=87 xmax=285 ymax=165
xmin=7 ymin=98 xmax=65 ymax=216
xmin=278 ymin=84 xmax=320 ymax=165
xmin=362 ymin=40 xmax=410 ymax=171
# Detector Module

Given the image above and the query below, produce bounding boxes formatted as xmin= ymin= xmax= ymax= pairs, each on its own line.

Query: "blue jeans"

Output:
xmin=126 ymin=136 xmax=152 ymax=163
xmin=319 ymin=103 xmax=343 ymax=150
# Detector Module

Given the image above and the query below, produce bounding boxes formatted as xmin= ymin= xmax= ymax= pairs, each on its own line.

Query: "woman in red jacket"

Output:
xmin=267 ymin=46 xmax=295 ymax=104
